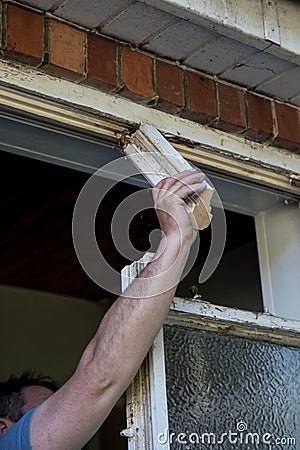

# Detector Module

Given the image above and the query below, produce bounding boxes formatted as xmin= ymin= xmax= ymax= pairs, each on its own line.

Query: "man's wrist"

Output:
xmin=154 ymin=234 xmax=191 ymax=262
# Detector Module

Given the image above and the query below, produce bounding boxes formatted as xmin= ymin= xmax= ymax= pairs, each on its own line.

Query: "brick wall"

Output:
xmin=0 ymin=2 xmax=300 ymax=153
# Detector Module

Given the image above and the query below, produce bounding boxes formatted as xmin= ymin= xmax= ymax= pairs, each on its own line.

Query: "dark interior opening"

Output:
xmin=0 ymin=149 xmax=263 ymax=449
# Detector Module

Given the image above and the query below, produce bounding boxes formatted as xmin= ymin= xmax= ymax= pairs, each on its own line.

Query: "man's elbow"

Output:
xmin=75 ymin=345 xmax=116 ymax=397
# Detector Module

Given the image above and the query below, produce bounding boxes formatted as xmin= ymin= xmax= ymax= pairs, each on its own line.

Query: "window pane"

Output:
xmin=164 ymin=325 xmax=300 ymax=449
xmin=176 ymin=210 xmax=264 ymax=313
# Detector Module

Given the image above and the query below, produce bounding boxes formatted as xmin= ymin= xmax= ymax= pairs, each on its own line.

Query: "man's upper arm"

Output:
xmin=30 ymin=367 xmax=119 ymax=450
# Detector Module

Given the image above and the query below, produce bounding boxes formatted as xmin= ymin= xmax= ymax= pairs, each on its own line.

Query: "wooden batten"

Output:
xmin=122 ymin=123 xmax=213 ymax=230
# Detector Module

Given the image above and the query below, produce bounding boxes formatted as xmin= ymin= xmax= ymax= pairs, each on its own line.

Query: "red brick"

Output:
xmin=182 ymin=72 xmax=216 ymax=124
xmin=274 ymin=103 xmax=300 ymax=152
xmin=217 ymin=83 xmax=246 ymax=132
xmin=86 ymin=35 xmax=118 ymax=90
xmin=156 ymin=60 xmax=184 ymax=112
xmin=122 ymin=47 xmax=153 ymax=99
xmin=245 ymin=93 xmax=273 ymax=142
xmin=5 ymin=4 xmax=44 ymax=66
xmin=46 ymin=20 xmax=85 ymax=81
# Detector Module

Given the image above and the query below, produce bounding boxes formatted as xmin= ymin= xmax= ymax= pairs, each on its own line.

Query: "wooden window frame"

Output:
xmin=121 ymin=255 xmax=300 ymax=450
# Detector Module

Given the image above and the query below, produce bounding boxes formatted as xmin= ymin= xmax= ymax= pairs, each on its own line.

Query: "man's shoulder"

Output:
xmin=0 ymin=408 xmax=36 ymax=450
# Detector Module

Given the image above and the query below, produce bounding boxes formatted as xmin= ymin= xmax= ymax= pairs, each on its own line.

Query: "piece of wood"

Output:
xmin=122 ymin=123 xmax=213 ymax=230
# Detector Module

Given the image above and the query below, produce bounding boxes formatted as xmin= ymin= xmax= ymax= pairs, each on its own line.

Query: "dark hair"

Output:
xmin=0 ymin=372 xmax=59 ymax=422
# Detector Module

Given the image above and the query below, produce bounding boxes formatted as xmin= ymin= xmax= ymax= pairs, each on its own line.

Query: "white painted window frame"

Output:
xmin=121 ymin=254 xmax=300 ymax=450
xmin=255 ymin=203 xmax=300 ymax=319
xmin=121 ymin=253 xmax=170 ymax=450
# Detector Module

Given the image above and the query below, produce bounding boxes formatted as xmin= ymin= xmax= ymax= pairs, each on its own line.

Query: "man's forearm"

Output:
xmin=30 ymin=238 xmax=190 ymax=450
xmin=78 ymin=236 xmax=190 ymax=396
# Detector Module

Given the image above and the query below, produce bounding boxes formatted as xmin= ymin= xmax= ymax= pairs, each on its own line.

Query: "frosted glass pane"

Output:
xmin=164 ymin=325 xmax=300 ymax=449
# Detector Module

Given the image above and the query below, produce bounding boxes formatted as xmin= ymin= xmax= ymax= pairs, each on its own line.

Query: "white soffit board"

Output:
xmin=0 ymin=59 xmax=300 ymax=179
xmin=262 ymin=0 xmax=281 ymax=45
xmin=277 ymin=0 xmax=300 ymax=57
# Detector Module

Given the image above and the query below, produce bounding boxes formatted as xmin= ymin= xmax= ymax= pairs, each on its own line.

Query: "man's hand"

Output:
xmin=153 ymin=170 xmax=207 ymax=245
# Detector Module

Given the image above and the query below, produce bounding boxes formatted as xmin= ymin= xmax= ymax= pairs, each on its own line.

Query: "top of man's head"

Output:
xmin=0 ymin=372 xmax=59 ymax=423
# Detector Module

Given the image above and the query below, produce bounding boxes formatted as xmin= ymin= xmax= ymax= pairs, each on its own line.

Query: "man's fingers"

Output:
xmin=172 ymin=182 xmax=207 ymax=201
xmin=169 ymin=174 xmax=206 ymax=197
xmin=155 ymin=172 xmax=206 ymax=200
xmin=153 ymin=174 xmax=186 ymax=202
xmin=155 ymin=170 xmax=200 ymax=188
xmin=154 ymin=170 xmax=205 ymax=200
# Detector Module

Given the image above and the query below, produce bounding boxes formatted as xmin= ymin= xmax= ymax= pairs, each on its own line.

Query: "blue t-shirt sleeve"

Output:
xmin=0 ymin=408 xmax=36 ymax=450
